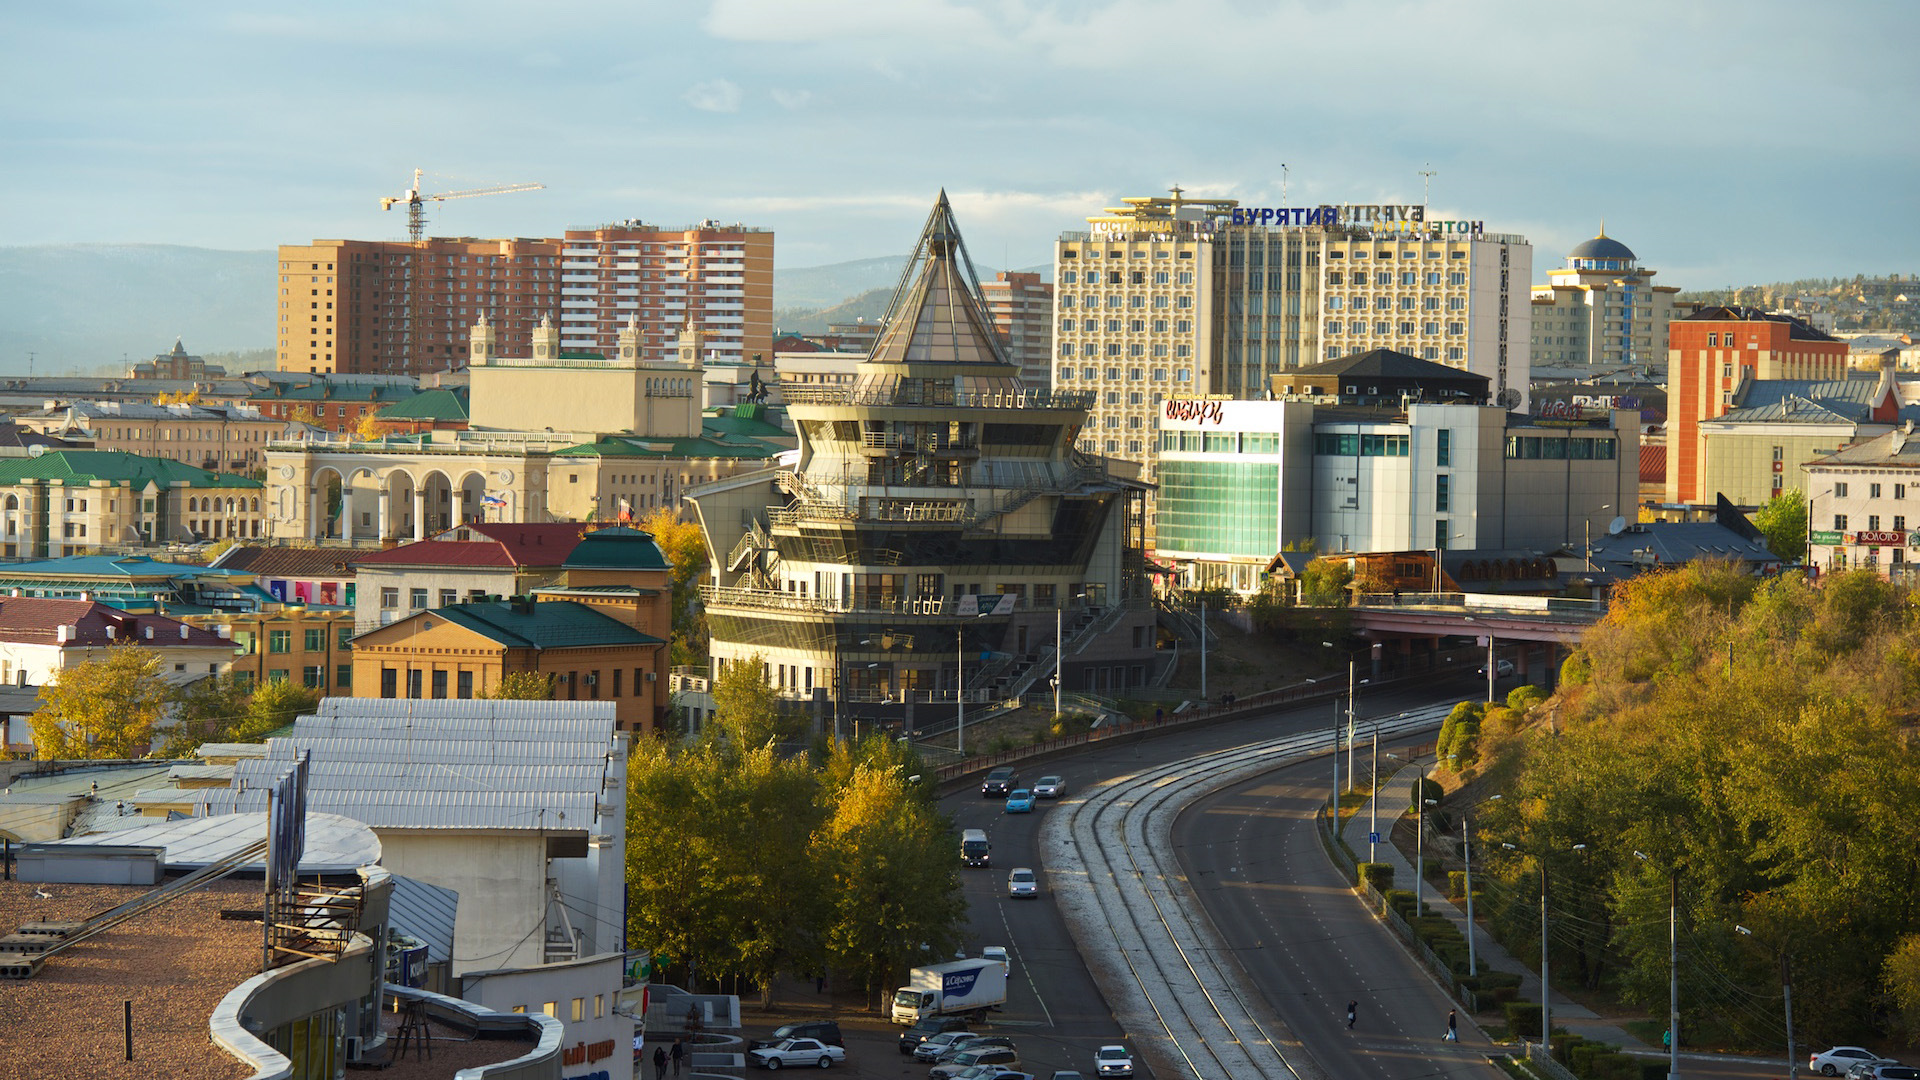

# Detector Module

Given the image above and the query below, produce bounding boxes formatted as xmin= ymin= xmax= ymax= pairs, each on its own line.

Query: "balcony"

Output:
xmin=783 ymin=387 xmax=1097 ymax=410
xmin=702 ymin=584 xmax=952 ymax=617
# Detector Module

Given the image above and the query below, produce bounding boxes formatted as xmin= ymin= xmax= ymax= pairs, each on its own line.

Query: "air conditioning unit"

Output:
xmin=645 ymin=671 xmax=657 ymax=682
xmin=584 ymin=673 xmax=598 ymax=685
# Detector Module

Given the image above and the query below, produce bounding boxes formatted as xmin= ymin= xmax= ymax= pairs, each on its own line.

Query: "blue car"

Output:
xmin=1004 ymin=789 xmax=1034 ymax=813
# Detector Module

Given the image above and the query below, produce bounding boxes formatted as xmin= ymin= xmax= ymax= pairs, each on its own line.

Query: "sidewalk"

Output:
xmin=1341 ymin=761 xmax=1653 ymax=1052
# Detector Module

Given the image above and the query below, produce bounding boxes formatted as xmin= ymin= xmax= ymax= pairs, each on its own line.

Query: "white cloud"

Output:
xmin=683 ymin=79 xmax=744 ymax=113
xmin=770 ymin=88 xmax=812 ymax=110
xmin=702 ymin=0 xmax=1003 ymax=44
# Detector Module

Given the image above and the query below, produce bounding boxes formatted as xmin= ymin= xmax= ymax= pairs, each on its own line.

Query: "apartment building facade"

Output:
xmin=1531 ymin=231 xmax=1680 ymax=370
xmin=979 ymin=271 xmax=1056 ymax=385
xmin=15 ymin=401 xmax=291 ymax=472
xmin=277 ymin=220 xmax=772 ymax=377
xmin=1053 ymin=190 xmax=1530 ymax=493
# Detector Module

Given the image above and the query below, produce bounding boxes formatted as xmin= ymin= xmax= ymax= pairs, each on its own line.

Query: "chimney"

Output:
xmin=105 ymin=626 xmax=115 ymax=641
xmin=79 ymin=591 xmax=92 ymax=602
xmin=56 ymin=625 xmax=70 ymax=644
xmin=144 ymin=625 xmax=154 ymax=640
xmin=179 ymin=624 xmax=189 ymax=640
xmin=217 ymin=626 xmax=231 ymax=639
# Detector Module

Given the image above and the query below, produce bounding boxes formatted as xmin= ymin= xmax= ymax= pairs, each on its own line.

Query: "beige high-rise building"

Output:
xmin=979 ymin=271 xmax=1055 ymax=385
xmin=277 ymin=221 xmax=772 ymax=378
xmin=1530 ymin=231 xmax=1679 ymax=371
xmin=1054 ymin=190 xmax=1531 ymax=494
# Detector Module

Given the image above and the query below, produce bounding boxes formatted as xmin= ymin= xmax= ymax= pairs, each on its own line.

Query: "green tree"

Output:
xmin=640 ymin=506 xmax=710 ymax=663
xmin=709 ymin=652 xmax=795 ymax=748
xmin=244 ymin=678 xmax=319 ymax=737
xmin=32 ymin=647 xmax=172 ymax=759
xmin=1752 ymin=489 xmax=1809 ymax=562
xmin=1883 ymin=934 xmax=1920 ymax=1046
xmin=1299 ymin=558 xmax=1354 ymax=607
xmin=162 ymin=675 xmax=321 ymax=756
xmin=816 ymin=761 xmax=966 ymax=1008
xmin=485 ymin=670 xmax=554 ymax=699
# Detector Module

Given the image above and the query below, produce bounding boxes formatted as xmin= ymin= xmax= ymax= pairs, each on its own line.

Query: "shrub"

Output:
xmin=1049 ymin=712 xmax=1093 ymax=737
xmin=1359 ymin=862 xmax=1394 ymax=893
xmin=1567 ymin=1041 xmax=1596 ymax=1075
xmin=1636 ymin=1062 xmax=1669 ymax=1080
xmin=1504 ymin=1002 xmax=1542 ymax=1038
xmin=1449 ymin=870 xmax=1470 ymax=898
xmin=1592 ymin=1052 xmax=1638 ymax=1080
xmin=1384 ymin=888 xmax=1417 ymax=919
xmin=1506 ymin=683 xmax=1547 ymax=715
xmin=1484 ymin=986 xmax=1519 ymax=1006
xmin=1477 ymin=971 xmax=1522 ymax=992
xmin=1411 ymin=775 xmax=1445 ymax=807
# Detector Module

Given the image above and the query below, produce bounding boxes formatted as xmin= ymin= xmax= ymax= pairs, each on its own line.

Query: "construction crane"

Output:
xmin=379 ymin=169 xmax=543 ymax=241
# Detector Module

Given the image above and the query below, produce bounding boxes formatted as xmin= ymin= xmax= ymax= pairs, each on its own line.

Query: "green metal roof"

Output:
xmin=551 ymin=433 xmax=782 ymax=461
xmin=702 ymin=407 xmax=791 ymax=442
xmin=422 ymin=599 xmax=666 ymax=650
xmin=0 ymin=451 xmax=263 ymax=489
xmin=563 ymin=526 xmax=670 ymax=571
xmin=375 ymin=387 xmax=470 ymax=422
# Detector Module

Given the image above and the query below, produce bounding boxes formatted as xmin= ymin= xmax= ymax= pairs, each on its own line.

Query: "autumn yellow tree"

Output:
xmin=31 ymin=647 xmax=173 ymax=759
xmin=485 ymin=670 xmax=555 ymax=699
xmin=640 ymin=506 xmax=710 ymax=661
xmin=352 ymin=411 xmax=389 ymax=441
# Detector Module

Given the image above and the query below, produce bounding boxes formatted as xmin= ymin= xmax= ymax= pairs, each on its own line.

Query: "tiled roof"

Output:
xmin=354 ymin=523 xmax=589 ymax=569
xmin=1639 ymin=444 xmax=1666 ymax=483
xmin=350 ymin=541 xmax=520 ymax=569
xmin=1734 ymin=376 xmax=1881 ymax=418
xmin=0 ymin=451 xmax=261 ymax=489
xmin=208 ymin=545 xmax=358 ymax=579
xmin=426 ymin=599 xmax=667 ymax=650
xmin=0 ymin=597 xmax=231 ymax=648
xmin=376 ymin=387 xmax=469 ymax=422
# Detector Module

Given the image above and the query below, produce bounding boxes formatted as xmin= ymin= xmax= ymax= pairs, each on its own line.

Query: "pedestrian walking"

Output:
xmin=1346 ymin=1000 xmax=1357 ymax=1029
xmin=1444 ymin=1009 xmax=1458 ymax=1041
xmin=671 ymin=1037 xmax=685 ymax=1074
xmin=653 ymin=1045 xmax=668 ymax=1080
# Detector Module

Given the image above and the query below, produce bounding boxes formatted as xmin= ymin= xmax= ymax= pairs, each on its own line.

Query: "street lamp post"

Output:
xmin=1053 ymin=591 xmax=1086 ymax=721
xmin=1806 ymin=487 xmax=1834 ymax=578
xmin=1737 ymin=925 xmax=1796 ymax=1080
xmin=1369 ymin=724 xmax=1379 ymax=864
xmin=1504 ymin=841 xmax=1586 ymax=1057
xmin=1585 ymin=504 xmax=1611 ymax=574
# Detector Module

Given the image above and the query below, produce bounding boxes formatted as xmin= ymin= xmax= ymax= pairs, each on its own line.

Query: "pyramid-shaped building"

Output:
xmin=687 ymin=195 xmax=1157 ymax=732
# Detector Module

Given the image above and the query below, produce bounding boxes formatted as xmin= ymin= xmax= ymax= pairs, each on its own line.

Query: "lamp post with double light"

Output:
xmin=1735 ymin=924 xmax=1796 ymax=1080
xmin=1635 ymin=849 xmax=1682 ymax=1080
xmin=1501 ymin=840 xmax=1587 ymax=1057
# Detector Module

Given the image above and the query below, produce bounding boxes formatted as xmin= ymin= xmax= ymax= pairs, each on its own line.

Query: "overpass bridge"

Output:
xmin=1345 ymin=591 xmax=1606 ymax=694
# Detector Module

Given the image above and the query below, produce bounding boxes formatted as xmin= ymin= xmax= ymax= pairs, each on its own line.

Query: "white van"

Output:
xmin=960 ymin=828 xmax=990 ymax=867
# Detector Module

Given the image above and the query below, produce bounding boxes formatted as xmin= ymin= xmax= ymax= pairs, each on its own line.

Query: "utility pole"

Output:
xmin=1541 ymin=867 xmax=1551 ymax=1057
xmin=1346 ymin=659 xmax=1358 ymax=784
xmin=1669 ymin=868 xmax=1681 ymax=1080
xmin=1199 ymin=598 xmax=1208 ymax=702
xmin=1464 ymin=815 xmax=1477 ymax=976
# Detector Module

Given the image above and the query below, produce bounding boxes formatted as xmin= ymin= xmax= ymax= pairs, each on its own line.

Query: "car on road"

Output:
xmin=1032 ymin=776 xmax=1066 ymax=798
xmin=1007 ymin=867 xmax=1037 ymax=898
xmin=1815 ymin=1048 xmax=1894 ymax=1076
xmin=981 ymin=767 xmax=1018 ymax=796
xmin=937 ymin=1035 xmax=1014 ymax=1060
xmin=1094 ymin=1045 xmax=1134 ymax=1078
xmin=930 ymin=1047 xmax=1021 ymax=1079
xmin=913 ymin=1031 xmax=980 ymax=1062
xmin=1049 ymin=1073 xmax=1086 ymax=1080
xmin=1004 ymin=789 xmax=1034 ymax=813
xmin=899 ymin=1017 xmax=970 ymax=1055
xmin=749 ymin=1037 xmax=845 ymax=1070
xmin=750 ymin=1021 xmax=844 ymax=1051
xmin=943 ymin=1067 xmax=1030 ymax=1080
xmin=1845 ymin=1062 xmax=1918 ymax=1080
xmin=981 ymin=945 xmax=1008 ymax=967
xmin=1477 ymin=658 xmax=1517 ymax=679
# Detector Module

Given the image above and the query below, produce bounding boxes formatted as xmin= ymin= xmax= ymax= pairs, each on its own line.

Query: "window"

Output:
xmin=1835 ymin=482 xmax=1849 ymax=497
xmin=1835 ymin=514 xmax=1848 ymax=530
xmin=1871 ymin=484 xmax=1883 ymax=499
xmin=303 ymin=628 xmax=325 ymax=651
xmin=1437 ymin=429 xmax=1451 ymax=467
xmin=268 ymin=630 xmax=292 ymax=654
xmin=1436 ymin=474 xmax=1451 ymax=512
xmin=409 ymin=588 xmax=427 ymax=609
xmin=1900 ymin=485 xmax=1908 ymax=500
xmin=338 ymin=624 xmax=353 ymax=649
xmin=380 ymin=586 xmax=400 ymax=609
xmin=303 ymin=665 xmax=323 ymax=688
xmin=337 ymin=664 xmax=352 ymax=688
xmin=432 ymin=670 xmax=448 ymax=699
xmin=406 ymin=669 xmax=423 ymax=699
xmin=380 ymin=668 xmax=397 ymax=698
xmin=439 ymin=589 xmax=457 ymax=607
xmin=1898 ymin=516 xmax=1908 ymax=531
xmin=458 ymin=671 xmax=474 ymax=698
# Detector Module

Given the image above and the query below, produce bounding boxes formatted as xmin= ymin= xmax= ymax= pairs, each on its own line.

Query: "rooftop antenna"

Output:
xmin=1418 ymin=164 xmax=1437 ymax=211
xmin=1280 ymin=164 xmax=1289 ymax=205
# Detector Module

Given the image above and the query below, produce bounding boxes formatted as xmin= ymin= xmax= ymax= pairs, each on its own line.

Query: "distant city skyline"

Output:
xmin=4 ymin=0 xmax=1917 ymax=293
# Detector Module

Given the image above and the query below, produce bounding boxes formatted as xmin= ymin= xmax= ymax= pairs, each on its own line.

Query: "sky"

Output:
xmin=4 ymin=0 xmax=1918 ymax=291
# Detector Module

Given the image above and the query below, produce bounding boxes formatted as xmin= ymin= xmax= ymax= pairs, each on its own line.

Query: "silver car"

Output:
xmin=1007 ymin=867 xmax=1037 ymax=898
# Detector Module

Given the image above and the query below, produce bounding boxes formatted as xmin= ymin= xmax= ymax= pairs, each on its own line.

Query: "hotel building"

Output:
xmin=277 ymin=221 xmax=772 ymax=377
xmin=1052 ymin=190 xmax=1530 ymax=498
xmin=1531 ymin=231 xmax=1680 ymax=369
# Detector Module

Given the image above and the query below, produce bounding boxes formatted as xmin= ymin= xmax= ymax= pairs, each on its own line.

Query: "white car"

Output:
xmin=1813 ymin=1048 xmax=1893 ymax=1077
xmin=750 ymin=1037 xmax=846 ymax=1070
xmin=982 ymin=945 xmax=1009 ymax=967
xmin=1007 ymin=867 xmax=1037 ymax=898
xmin=1095 ymin=1045 xmax=1134 ymax=1078
xmin=1033 ymin=775 xmax=1067 ymax=798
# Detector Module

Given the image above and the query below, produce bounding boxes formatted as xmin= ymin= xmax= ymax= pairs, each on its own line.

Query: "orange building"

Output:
xmin=348 ymin=526 xmax=672 ymax=732
xmin=1666 ymin=307 xmax=1850 ymax=505
xmin=278 ymin=222 xmax=772 ymax=378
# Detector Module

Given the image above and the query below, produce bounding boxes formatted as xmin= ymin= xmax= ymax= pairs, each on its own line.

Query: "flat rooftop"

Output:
xmin=0 ymin=877 xmax=260 ymax=1079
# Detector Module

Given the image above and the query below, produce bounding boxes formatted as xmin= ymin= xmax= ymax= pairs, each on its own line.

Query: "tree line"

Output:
xmin=1469 ymin=562 xmax=1920 ymax=1047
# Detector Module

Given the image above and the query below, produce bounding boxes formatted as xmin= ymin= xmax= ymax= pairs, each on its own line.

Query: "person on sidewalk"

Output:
xmin=1444 ymin=1009 xmax=1457 ymax=1041
xmin=671 ymin=1037 xmax=685 ymax=1074
xmin=1346 ymin=1000 xmax=1357 ymax=1029
xmin=653 ymin=1044 xmax=668 ymax=1080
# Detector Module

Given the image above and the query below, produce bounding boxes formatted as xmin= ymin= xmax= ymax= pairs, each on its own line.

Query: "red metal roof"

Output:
xmin=0 ymin=597 xmax=230 ymax=648
xmin=1639 ymin=444 xmax=1667 ymax=483
xmin=352 ymin=525 xmax=588 ymax=570
xmin=210 ymin=545 xmax=356 ymax=579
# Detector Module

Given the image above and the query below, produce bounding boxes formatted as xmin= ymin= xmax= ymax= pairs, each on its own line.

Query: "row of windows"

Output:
xmin=1061 ymin=270 xmax=1187 ymax=286
xmin=1328 ymin=296 xmax=1464 ymax=311
xmin=1160 ymin=431 xmax=1284 ymax=454
xmin=1326 ymin=271 xmax=1464 ymax=287
xmin=1315 ymin=433 xmax=1411 ymax=457
xmin=1325 ymin=249 xmax=1468 ymax=260
xmin=1059 ymin=366 xmax=1195 ymax=383
xmin=1060 ymin=318 xmax=1192 ymax=334
xmin=1058 ymin=294 xmax=1193 ymax=310
xmin=1832 ymin=482 xmax=1913 ymax=500
xmin=1325 ymin=345 xmax=1462 ymax=362
xmin=380 ymin=587 xmax=490 ymax=609
xmin=379 ymin=667 xmax=644 ymax=700
xmin=1060 ymin=343 xmax=1195 ymax=359
xmin=1831 ymin=515 xmax=1908 ymax=532
xmin=1505 ymin=436 xmax=1618 ymax=460
xmin=262 ymin=626 xmax=353 ymax=653
xmin=1060 ymin=248 xmax=1195 ymax=260
xmin=1326 ymin=320 xmax=1464 ymax=336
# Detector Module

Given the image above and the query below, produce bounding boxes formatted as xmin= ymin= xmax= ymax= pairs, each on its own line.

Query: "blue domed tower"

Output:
xmin=1531 ymin=226 xmax=1679 ymax=370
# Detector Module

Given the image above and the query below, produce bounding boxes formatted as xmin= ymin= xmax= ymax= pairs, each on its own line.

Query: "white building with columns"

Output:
xmin=263 ymin=316 xmax=784 ymax=543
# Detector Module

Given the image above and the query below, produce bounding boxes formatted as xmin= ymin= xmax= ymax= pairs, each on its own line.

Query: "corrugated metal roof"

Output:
xmin=49 ymin=810 xmax=380 ymax=873
xmin=245 ymin=738 xmax=608 ymax=767
xmin=389 ymin=874 xmax=459 ymax=963
xmin=195 ymin=787 xmax=597 ymax=830
xmin=313 ymin=698 xmax=616 ymax=721
xmin=166 ymin=763 xmax=234 ymax=783
xmin=232 ymin=759 xmax=605 ymax=792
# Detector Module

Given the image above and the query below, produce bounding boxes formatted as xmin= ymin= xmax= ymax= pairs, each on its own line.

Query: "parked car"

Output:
xmin=944 ymin=1067 xmax=1030 ymax=1080
xmin=1004 ymin=789 xmax=1035 ymax=813
xmin=938 ymin=1036 xmax=1015 ymax=1060
xmin=1815 ymin=1048 xmax=1894 ymax=1077
xmin=1845 ymin=1063 xmax=1918 ymax=1080
xmin=1033 ymin=776 xmax=1067 ymax=798
xmin=899 ymin=1016 xmax=971 ymax=1055
xmin=1095 ymin=1045 xmax=1134 ymax=1078
xmin=915 ymin=1030 xmax=982 ymax=1062
xmin=1007 ymin=867 xmax=1038 ymax=898
xmin=750 ymin=1021 xmax=844 ymax=1051
xmin=749 ymin=1037 xmax=845 ymax=1070
xmin=981 ymin=767 xmax=1018 ymax=796
xmin=931 ymin=1047 xmax=1021 ymax=1080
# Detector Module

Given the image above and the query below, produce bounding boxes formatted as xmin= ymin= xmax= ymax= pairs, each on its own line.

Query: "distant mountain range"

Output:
xmin=0 ymin=244 xmax=1051 ymax=375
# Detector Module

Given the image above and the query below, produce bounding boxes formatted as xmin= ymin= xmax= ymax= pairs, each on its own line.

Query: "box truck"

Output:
xmin=890 ymin=958 xmax=1008 ymax=1024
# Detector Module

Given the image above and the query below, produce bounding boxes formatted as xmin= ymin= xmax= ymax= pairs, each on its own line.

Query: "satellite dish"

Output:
xmin=27 ymin=445 xmax=45 ymax=458
xmin=1608 ymin=515 xmax=1627 ymax=536
xmin=1496 ymin=388 xmax=1522 ymax=410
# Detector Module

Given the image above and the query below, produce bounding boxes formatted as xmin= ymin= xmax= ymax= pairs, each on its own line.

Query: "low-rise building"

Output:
xmin=14 ymin=399 xmax=291 ymax=472
xmin=350 ymin=522 xmax=590 ymax=632
xmin=0 ymin=450 xmax=264 ymax=556
xmin=0 ymin=597 xmax=234 ymax=690
xmin=207 ymin=544 xmax=358 ymax=607
xmin=127 ymin=337 xmax=228 ymax=380
xmin=1805 ymin=424 xmax=1920 ymax=580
